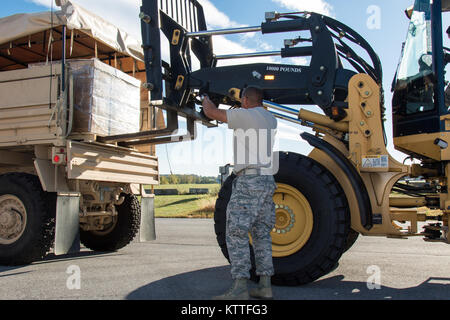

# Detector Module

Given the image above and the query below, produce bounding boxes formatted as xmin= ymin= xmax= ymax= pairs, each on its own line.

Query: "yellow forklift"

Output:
xmin=140 ymin=0 xmax=450 ymax=285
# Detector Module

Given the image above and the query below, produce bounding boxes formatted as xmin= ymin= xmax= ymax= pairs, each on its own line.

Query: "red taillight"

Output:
xmin=52 ymin=147 xmax=66 ymax=165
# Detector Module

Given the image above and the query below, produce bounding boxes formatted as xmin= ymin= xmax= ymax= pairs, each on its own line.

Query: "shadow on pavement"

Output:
xmin=0 ymin=249 xmax=121 ymax=274
xmin=37 ymin=250 xmax=121 ymax=264
xmin=300 ymin=275 xmax=450 ymax=300
xmin=126 ymin=267 xmax=450 ymax=300
xmin=127 ymin=266 xmax=232 ymax=300
xmin=0 ymin=270 xmax=32 ymax=278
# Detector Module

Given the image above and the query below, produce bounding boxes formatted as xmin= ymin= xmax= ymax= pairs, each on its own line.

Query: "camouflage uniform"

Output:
xmin=226 ymin=174 xmax=277 ymax=279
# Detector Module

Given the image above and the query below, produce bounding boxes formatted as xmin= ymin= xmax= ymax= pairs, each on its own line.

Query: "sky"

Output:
xmin=2 ymin=0 xmax=449 ymax=176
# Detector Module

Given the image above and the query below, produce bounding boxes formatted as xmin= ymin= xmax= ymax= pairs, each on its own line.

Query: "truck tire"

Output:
xmin=0 ymin=173 xmax=55 ymax=265
xmin=80 ymin=193 xmax=140 ymax=252
xmin=214 ymin=152 xmax=351 ymax=286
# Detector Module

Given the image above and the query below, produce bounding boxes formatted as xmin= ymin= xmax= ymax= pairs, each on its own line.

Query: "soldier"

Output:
xmin=202 ymin=86 xmax=278 ymax=300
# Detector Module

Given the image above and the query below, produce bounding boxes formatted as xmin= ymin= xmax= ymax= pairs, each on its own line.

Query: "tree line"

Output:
xmin=160 ymin=174 xmax=219 ymax=185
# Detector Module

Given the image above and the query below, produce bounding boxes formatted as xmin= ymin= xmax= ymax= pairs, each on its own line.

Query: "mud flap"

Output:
xmin=139 ymin=194 xmax=156 ymax=242
xmin=54 ymin=193 xmax=80 ymax=255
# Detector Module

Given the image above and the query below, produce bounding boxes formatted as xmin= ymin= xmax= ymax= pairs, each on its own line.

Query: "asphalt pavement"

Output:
xmin=1 ymin=218 xmax=450 ymax=300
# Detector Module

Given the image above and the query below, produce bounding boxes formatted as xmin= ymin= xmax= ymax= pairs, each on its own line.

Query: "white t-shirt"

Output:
xmin=226 ymin=107 xmax=278 ymax=175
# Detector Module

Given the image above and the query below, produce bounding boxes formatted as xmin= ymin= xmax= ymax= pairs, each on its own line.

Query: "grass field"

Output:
xmin=151 ymin=184 xmax=220 ymax=218
xmin=151 ymin=184 xmax=443 ymax=219
xmin=153 ymin=183 xmax=220 ymax=195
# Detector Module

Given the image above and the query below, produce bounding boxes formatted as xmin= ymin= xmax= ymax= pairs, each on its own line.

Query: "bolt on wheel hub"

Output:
xmin=273 ymin=204 xmax=295 ymax=234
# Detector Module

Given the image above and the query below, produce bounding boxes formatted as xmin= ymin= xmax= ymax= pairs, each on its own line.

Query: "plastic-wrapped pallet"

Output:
xmin=68 ymin=59 xmax=140 ymax=136
xmin=29 ymin=58 xmax=141 ymax=137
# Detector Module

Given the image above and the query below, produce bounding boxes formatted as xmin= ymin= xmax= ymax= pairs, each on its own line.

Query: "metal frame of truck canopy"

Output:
xmin=0 ymin=1 xmax=144 ymax=71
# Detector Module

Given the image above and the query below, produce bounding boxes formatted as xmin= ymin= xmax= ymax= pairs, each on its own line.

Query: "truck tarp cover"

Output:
xmin=0 ymin=0 xmax=144 ymax=61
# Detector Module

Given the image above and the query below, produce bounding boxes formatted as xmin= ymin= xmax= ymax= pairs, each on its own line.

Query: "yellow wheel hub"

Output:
xmin=271 ymin=183 xmax=313 ymax=257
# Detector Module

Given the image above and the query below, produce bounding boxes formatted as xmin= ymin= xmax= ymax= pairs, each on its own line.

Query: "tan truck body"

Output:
xmin=0 ymin=2 xmax=164 ymax=262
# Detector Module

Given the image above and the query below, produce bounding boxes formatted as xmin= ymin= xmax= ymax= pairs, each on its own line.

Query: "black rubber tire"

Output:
xmin=214 ymin=172 xmax=236 ymax=260
xmin=214 ymin=152 xmax=351 ymax=286
xmin=344 ymin=229 xmax=359 ymax=252
xmin=80 ymin=194 xmax=140 ymax=252
xmin=0 ymin=173 xmax=55 ymax=266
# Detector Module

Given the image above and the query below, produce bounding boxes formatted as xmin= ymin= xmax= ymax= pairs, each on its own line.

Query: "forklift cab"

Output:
xmin=392 ymin=0 xmax=449 ymax=158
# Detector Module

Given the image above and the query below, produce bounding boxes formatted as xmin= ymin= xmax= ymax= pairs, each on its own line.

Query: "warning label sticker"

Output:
xmin=362 ymin=155 xmax=389 ymax=169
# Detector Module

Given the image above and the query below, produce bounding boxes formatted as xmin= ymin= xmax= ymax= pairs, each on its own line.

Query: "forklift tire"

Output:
xmin=344 ymin=229 xmax=359 ymax=252
xmin=80 ymin=194 xmax=140 ymax=252
xmin=0 ymin=173 xmax=55 ymax=266
xmin=214 ymin=152 xmax=351 ymax=286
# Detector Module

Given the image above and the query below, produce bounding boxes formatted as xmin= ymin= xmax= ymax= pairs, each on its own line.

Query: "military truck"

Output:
xmin=0 ymin=1 xmax=171 ymax=265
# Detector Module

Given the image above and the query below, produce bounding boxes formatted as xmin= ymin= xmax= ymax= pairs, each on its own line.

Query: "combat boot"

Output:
xmin=249 ymin=276 xmax=273 ymax=300
xmin=212 ymin=278 xmax=249 ymax=300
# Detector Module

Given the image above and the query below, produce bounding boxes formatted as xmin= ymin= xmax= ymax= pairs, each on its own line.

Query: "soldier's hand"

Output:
xmin=201 ymin=95 xmax=227 ymax=123
xmin=202 ymin=95 xmax=217 ymax=115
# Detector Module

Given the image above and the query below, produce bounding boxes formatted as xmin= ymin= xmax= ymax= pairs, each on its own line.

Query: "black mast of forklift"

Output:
xmin=95 ymin=0 xmax=385 ymax=146
xmin=139 ymin=0 xmax=384 ymax=130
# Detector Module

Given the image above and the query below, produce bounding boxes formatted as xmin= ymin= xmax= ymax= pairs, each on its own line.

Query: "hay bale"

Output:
xmin=154 ymin=189 xmax=179 ymax=195
xmin=189 ymin=188 xmax=209 ymax=195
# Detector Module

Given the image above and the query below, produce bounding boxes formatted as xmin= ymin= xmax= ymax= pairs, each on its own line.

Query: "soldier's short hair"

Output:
xmin=242 ymin=86 xmax=264 ymax=105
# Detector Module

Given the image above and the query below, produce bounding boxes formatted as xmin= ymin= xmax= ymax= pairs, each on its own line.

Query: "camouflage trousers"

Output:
xmin=226 ymin=174 xmax=277 ymax=279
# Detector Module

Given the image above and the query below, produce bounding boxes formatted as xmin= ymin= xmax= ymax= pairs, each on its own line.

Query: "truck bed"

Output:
xmin=0 ymin=64 xmax=62 ymax=147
